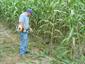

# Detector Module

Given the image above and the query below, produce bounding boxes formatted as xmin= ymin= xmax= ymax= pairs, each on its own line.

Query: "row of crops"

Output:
xmin=0 ymin=0 xmax=85 ymax=63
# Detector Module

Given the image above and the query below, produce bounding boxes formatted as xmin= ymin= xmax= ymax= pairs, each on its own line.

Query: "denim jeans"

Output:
xmin=19 ymin=32 xmax=28 ymax=56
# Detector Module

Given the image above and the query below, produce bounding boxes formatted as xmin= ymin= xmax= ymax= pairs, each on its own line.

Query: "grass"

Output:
xmin=0 ymin=34 xmax=53 ymax=64
xmin=0 ymin=0 xmax=85 ymax=64
xmin=0 ymin=22 xmax=53 ymax=64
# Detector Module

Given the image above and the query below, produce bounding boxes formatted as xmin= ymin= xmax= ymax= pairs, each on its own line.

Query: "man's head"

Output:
xmin=26 ymin=9 xmax=32 ymax=16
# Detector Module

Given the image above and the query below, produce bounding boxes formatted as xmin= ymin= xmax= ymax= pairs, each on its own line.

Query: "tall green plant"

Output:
xmin=0 ymin=0 xmax=85 ymax=64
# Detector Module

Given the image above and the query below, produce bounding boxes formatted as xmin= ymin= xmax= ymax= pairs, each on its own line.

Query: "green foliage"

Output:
xmin=0 ymin=0 xmax=85 ymax=64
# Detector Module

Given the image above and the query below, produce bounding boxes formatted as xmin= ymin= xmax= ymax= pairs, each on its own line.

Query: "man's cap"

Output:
xmin=26 ymin=9 xmax=32 ymax=14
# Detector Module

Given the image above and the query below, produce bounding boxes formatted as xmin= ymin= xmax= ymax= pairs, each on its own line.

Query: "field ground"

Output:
xmin=0 ymin=23 xmax=54 ymax=64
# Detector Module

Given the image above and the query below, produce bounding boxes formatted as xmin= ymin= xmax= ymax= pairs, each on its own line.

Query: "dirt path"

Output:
xmin=0 ymin=23 xmax=53 ymax=64
xmin=0 ymin=23 xmax=18 ymax=43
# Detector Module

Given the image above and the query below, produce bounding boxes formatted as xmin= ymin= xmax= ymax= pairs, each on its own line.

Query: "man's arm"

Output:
xmin=19 ymin=22 xmax=24 ymax=27
xmin=18 ymin=15 xmax=24 ymax=32
xmin=19 ymin=15 xmax=24 ymax=28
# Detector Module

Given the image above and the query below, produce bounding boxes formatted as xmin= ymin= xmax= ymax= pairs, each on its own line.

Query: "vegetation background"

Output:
xmin=0 ymin=0 xmax=85 ymax=64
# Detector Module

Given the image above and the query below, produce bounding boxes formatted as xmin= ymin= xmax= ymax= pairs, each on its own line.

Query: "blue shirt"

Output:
xmin=19 ymin=12 xmax=30 ymax=32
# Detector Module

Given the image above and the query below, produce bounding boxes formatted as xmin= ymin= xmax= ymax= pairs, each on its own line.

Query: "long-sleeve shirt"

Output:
xmin=19 ymin=12 xmax=30 ymax=32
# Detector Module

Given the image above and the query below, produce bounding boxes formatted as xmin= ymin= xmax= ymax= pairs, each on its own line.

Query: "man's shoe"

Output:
xmin=25 ymin=51 xmax=30 ymax=54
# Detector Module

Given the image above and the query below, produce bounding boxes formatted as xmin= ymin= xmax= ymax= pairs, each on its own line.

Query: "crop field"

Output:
xmin=0 ymin=0 xmax=85 ymax=64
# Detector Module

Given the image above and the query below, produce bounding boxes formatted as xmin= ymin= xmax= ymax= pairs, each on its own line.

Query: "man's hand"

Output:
xmin=30 ymin=28 xmax=33 ymax=32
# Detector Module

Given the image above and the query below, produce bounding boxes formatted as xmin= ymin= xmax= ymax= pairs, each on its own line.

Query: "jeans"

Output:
xmin=19 ymin=32 xmax=28 ymax=56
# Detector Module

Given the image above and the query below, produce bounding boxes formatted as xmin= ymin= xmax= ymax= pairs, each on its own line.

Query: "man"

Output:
xmin=18 ymin=9 xmax=32 ymax=56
